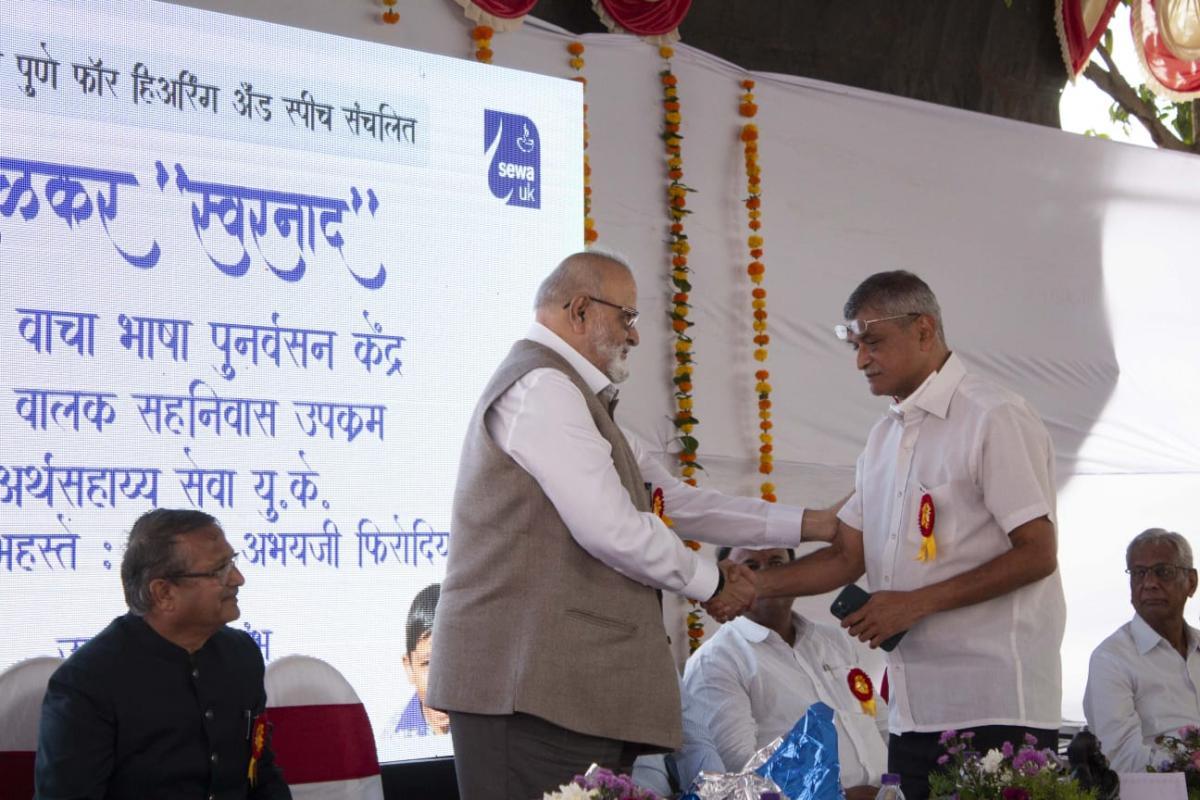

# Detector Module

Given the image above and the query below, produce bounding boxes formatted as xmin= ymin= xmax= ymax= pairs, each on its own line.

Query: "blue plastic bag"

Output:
xmin=755 ymin=701 xmax=842 ymax=800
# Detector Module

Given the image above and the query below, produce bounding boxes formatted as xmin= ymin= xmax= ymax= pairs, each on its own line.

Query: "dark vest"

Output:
xmin=427 ymin=340 xmax=682 ymax=749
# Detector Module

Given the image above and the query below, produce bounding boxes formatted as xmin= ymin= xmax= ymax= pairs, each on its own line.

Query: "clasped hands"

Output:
xmin=700 ymin=560 xmax=759 ymax=622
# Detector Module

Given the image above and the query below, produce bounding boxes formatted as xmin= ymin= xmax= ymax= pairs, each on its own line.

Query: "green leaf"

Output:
xmin=679 ymin=436 xmax=699 ymax=450
xmin=1103 ymin=29 xmax=1113 ymax=54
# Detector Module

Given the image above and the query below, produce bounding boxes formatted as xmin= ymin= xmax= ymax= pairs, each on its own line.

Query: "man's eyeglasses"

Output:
xmin=563 ymin=296 xmax=640 ymax=329
xmin=167 ymin=554 xmax=240 ymax=583
xmin=834 ymin=312 xmax=920 ymax=341
xmin=1126 ymin=563 xmax=1193 ymax=582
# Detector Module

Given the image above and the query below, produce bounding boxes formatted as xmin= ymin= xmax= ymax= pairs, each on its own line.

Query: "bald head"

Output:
xmin=534 ymin=251 xmax=632 ymax=312
xmin=535 ymin=250 xmax=640 ymax=383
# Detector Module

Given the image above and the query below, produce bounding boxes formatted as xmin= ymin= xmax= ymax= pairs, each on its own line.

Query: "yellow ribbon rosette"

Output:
xmin=847 ymin=668 xmax=877 ymax=716
xmin=916 ymin=492 xmax=936 ymax=562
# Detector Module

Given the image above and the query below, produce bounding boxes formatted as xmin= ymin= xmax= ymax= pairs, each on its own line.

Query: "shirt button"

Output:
xmin=210 ymin=752 xmax=219 ymax=764
xmin=192 ymin=668 xmax=200 ymax=679
xmin=204 ymin=709 xmax=214 ymax=721
xmin=208 ymin=795 xmax=215 ymax=800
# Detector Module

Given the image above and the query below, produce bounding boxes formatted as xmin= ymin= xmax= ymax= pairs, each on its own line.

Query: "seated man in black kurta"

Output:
xmin=35 ymin=509 xmax=291 ymax=800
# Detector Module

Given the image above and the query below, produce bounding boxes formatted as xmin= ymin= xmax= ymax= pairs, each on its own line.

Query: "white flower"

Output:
xmin=980 ymin=748 xmax=1005 ymax=774
xmin=543 ymin=784 xmax=596 ymax=800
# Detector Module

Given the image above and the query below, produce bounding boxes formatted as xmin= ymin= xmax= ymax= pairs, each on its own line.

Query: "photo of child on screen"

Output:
xmin=393 ymin=583 xmax=450 ymax=737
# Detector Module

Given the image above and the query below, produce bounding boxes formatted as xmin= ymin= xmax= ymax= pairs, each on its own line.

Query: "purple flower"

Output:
xmin=1012 ymin=748 xmax=1048 ymax=776
xmin=1001 ymin=741 xmax=1014 ymax=759
xmin=1023 ymin=733 xmax=1038 ymax=747
xmin=1001 ymin=788 xmax=1030 ymax=800
xmin=939 ymin=729 xmax=959 ymax=745
xmin=961 ymin=731 xmax=975 ymax=740
xmin=937 ymin=754 xmax=950 ymax=765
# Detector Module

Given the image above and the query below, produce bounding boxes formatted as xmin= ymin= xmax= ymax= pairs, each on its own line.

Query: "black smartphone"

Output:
xmin=829 ymin=583 xmax=906 ymax=652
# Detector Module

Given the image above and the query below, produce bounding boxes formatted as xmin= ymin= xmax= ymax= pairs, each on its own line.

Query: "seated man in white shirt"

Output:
xmin=681 ymin=547 xmax=887 ymax=800
xmin=1084 ymin=528 xmax=1200 ymax=772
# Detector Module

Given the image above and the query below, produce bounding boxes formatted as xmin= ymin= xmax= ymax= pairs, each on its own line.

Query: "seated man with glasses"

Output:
xmin=35 ymin=509 xmax=290 ymax=800
xmin=1084 ymin=528 xmax=1200 ymax=772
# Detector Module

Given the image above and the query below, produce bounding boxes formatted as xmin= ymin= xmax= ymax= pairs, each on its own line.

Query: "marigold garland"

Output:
xmin=380 ymin=0 xmax=399 ymax=25
xmin=471 ymin=24 xmax=494 ymax=63
xmin=657 ymin=45 xmax=706 ymax=652
xmin=739 ymin=79 xmax=775 ymax=502
xmin=567 ymin=41 xmax=598 ymax=245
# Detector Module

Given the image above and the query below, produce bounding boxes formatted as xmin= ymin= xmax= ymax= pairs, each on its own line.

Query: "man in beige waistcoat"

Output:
xmin=428 ymin=251 xmax=836 ymax=800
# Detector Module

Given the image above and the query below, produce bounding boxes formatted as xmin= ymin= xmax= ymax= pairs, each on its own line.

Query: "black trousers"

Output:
xmin=448 ymin=711 xmax=639 ymax=800
xmin=888 ymin=725 xmax=1058 ymax=800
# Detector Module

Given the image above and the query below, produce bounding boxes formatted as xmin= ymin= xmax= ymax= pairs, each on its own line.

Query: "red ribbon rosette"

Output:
xmin=847 ymin=668 xmax=877 ymax=716
xmin=916 ymin=493 xmax=936 ymax=562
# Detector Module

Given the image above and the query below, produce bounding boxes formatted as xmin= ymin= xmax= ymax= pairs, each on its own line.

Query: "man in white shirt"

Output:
xmin=1084 ymin=528 xmax=1200 ymax=772
xmin=428 ymin=251 xmax=839 ymax=800
xmin=681 ymin=547 xmax=887 ymax=800
xmin=711 ymin=270 xmax=1065 ymax=800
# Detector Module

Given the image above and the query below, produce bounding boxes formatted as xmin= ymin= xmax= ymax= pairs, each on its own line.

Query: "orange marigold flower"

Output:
xmin=739 ymin=102 xmax=758 ymax=117
xmin=762 ymin=493 xmax=777 ymax=502
xmin=759 ymin=463 xmax=774 ymax=474
xmin=672 ymin=256 xmax=687 ymax=268
xmin=568 ymin=41 xmax=585 ymax=56
xmin=660 ymin=45 xmax=675 ymax=59
xmin=752 ymin=288 xmax=766 ymax=299
xmin=661 ymin=74 xmax=677 ymax=86
xmin=572 ymin=76 xmax=588 ymax=85
xmin=665 ymin=101 xmax=681 ymax=112
xmin=749 ymin=220 xmax=762 ymax=231
xmin=755 ymin=370 xmax=769 ymax=380
xmin=679 ymin=452 xmax=697 ymax=463
xmin=471 ymin=25 xmax=494 ymax=39
xmin=741 ymin=79 xmax=755 ymax=90
xmin=745 ymin=197 xmax=761 ymax=210
xmin=759 ymin=400 xmax=772 ymax=410
xmin=672 ymin=319 xmax=688 ymax=332
xmin=668 ymin=169 xmax=683 ymax=180
xmin=670 ymin=223 xmax=684 ymax=234
xmin=584 ymin=163 xmax=592 ymax=176
xmin=664 ymin=123 xmax=679 ymax=134
xmin=747 ymin=261 xmax=765 ymax=276
xmin=751 ymin=248 xmax=764 ymax=258
xmin=475 ymin=48 xmax=493 ymax=62
xmin=584 ymin=228 xmax=598 ymax=243
xmin=754 ymin=334 xmax=769 ymax=346
xmin=678 ymin=382 xmax=692 ymax=393
xmin=673 ymin=292 xmax=689 ymax=303
xmin=583 ymin=186 xmax=592 ymax=197
xmin=382 ymin=9 xmax=400 ymax=23
xmin=671 ymin=196 xmax=686 ymax=208
xmin=740 ymin=128 xmax=758 ymax=142
xmin=760 ymin=444 xmax=773 ymax=454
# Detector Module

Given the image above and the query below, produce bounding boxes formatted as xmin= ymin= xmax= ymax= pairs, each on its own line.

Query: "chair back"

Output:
xmin=0 ymin=657 xmax=63 ymax=800
xmin=264 ymin=655 xmax=384 ymax=800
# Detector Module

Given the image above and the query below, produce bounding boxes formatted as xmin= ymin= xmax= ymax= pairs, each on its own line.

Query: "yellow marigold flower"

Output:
xmin=752 ymin=321 xmax=767 ymax=333
xmin=756 ymin=381 xmax=771 ymax=393
xmin=748 ymin=235 xmax=763 ymax=248
xmin=674 ymin=304 xmax=688 ymax=316
xmin=665 ymin=112 xmax=681 ymax=124
xmin=659 ymin=46 xmax=675 ymax=59
xmin=675 ymin=341 xmax=690 ymax=353
xmin=754 ymin=348 xmax=768 ymax=361
xmin=752 ymin=299 xmax=766 ymax=310
xmin=761 ymin=482 xmax=776 ymax=494
xmin=679 ymin=397 xmax=693 ymax=410
xmin=673 ymin=270 xmax=688 ymax=281
xmin=681 ymin=466 xmax=696 ymax=477
xmin=680 ymin=423 xmax=694 ymax=434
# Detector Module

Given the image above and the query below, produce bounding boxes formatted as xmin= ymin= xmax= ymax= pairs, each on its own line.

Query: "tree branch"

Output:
xmin=1082 ymin=55 xmax=1195 ymax=151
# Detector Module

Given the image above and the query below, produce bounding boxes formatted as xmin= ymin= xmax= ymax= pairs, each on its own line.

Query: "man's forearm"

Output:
xmin=799 ymin=495 xmax=850 ymax=544
xmin=909 ymin=517 xmax=1057 ymax=618
xmin=758 ymin=534 xmax=864 ymax=599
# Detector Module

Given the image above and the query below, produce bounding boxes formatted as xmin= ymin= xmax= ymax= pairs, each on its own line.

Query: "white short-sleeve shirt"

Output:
xmin=680 ymin=614 xmax=888 ymax=788
xmin=1083 ymin=614 xmax=1200 ymax=772
xmin=837 ymin=353 xmax=1065 ymax=733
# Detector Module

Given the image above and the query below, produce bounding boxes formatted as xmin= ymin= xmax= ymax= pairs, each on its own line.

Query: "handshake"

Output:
xmin=700 ymin=560 xmax=761 ymax=622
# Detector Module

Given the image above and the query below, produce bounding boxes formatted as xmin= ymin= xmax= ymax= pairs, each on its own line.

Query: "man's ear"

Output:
xmin=565 ymin=296 xmax=588 ymax=332
xmin=149 ymin=577 xmax=175 ymax=613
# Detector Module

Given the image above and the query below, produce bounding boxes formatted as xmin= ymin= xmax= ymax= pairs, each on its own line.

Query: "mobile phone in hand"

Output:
xmin=829 ymin=583 xmax=906 ymax=652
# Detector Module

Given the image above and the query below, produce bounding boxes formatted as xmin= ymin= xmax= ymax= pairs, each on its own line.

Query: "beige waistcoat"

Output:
xmin=427 ymin=339 xmax=682 ymax=750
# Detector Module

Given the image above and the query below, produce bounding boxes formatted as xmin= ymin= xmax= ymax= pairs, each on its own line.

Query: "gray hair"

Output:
xmin=121 ymin=508 xmax=218 ymax=614
xmin=843 ymin=270 xmax=945 ymax=342
xmin=534 ymin=250 xmax=632 ymax=311
xmin=1127 ymin=527 xmax=1194 ymax=569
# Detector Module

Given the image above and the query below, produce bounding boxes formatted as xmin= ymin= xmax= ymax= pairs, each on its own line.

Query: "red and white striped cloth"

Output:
xmin=0 ymin=657 xmax=62 ymax=800
xmin=264 ymin=655 xmax=384 ymax=800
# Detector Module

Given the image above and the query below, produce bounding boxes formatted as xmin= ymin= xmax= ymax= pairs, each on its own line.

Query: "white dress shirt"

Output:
xmin=485 ymin=322 xmax=806 ymax=601
xmin=837 ymin=353 xmax=1065 ymax=733
xmin=679 ymin=613 xmax=888 ymax=789
xmin=1083 ymin=614 xmax=1200 ymax=772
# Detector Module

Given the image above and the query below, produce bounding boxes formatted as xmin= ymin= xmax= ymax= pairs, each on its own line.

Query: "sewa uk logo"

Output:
xmin=484 ymin=109 xmax=540 ymax=209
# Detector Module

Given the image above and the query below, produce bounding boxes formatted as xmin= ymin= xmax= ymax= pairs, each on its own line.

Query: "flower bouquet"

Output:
xmin=928 ymin=731 xmax=1096 ymax=800
xmin=1148 ymin=724 xmax=1200 ymax=800
xmin=543 ymin=765 xmax=663 ymax=800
